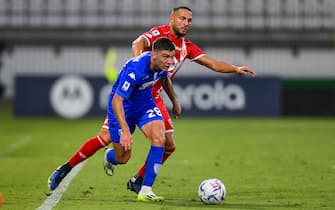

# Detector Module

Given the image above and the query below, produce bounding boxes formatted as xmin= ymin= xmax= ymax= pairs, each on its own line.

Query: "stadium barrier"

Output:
xmin=283 ymin=79 xmax=335 ymax=116
xmin=15 ymin=75 xmax=281 ymax=118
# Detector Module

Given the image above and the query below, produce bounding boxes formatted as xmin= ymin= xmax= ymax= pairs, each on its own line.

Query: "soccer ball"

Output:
xmin=198 ymin=178 xmax=226 ymax=205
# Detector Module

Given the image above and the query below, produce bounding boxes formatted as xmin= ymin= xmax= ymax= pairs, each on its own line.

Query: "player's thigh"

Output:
xmin=155 ymin=97 xmax=175 ymax=148
xmin=155 ymin=98 xmax=174 ymax=133
xmin=141 ymin=120 xmax=165 ymax=147
xmin=137 ymin=105 xmax=165 ymax=144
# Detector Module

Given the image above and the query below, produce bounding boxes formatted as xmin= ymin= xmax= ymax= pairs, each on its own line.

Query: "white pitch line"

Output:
xmin=0 ymin=136 xmax=31 ymax=156
xmin=36 ymin=162 xmax=86 ymax=210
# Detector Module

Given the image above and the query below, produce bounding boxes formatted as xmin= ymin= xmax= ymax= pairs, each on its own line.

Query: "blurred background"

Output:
xmin=0 ymin=0 xmax=334 ymax=118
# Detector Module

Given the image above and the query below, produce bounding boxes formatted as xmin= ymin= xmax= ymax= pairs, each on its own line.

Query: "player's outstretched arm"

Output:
xmin=161 ymin=77 xmax=181 ymax=119
xmin=195 ymin=55 xmax=256 ymax=77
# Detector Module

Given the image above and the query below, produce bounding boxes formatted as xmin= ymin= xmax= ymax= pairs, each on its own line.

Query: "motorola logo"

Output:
xmin=50 ymin=75 xmax=93 ymax=119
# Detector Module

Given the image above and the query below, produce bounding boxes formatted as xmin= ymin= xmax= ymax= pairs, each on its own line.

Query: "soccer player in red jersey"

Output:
xmin=125 ymin=6 xmax=256 ymax=193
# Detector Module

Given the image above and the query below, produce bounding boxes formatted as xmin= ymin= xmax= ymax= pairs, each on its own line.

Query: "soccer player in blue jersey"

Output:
xmin=48 ymin=37 xmax=178 ymax=201
xmin=103 ymin=37 xmax=176 ymax=201
xmin=47 ymin=38 xmax=181 ymax=198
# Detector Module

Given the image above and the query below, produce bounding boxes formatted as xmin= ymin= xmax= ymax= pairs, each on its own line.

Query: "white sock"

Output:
xmin=139 ymin=185 xmax=153 ymax=195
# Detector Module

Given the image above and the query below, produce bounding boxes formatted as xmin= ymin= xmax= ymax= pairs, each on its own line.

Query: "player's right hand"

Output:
xmin=120 ymin=130 xmax=133 ymax=151
xmin=172 ymin=101 xmax=182 ymax=119
xmin=236 ymin=66 xmax=256 ymax=77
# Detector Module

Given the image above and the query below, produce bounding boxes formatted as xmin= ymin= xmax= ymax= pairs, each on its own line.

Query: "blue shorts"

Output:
xmin=107 ymin=101 xmax=163 ymax=144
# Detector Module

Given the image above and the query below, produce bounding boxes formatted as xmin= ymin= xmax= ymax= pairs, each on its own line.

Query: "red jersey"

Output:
xmin=141 ymin=25 xmax=204 ymax=99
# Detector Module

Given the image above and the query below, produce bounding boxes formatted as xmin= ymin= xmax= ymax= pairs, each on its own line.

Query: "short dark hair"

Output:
xmin=172 ymin=6 xmax=192 ymax=13
xmin=153 ymin=37 xmax=175 ymax=51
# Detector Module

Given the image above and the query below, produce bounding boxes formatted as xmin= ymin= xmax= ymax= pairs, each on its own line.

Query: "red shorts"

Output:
xmin=155 ymin=97 xmax=174 ymax=133
xmin=102 ymin=115 xmax=109 ymax=129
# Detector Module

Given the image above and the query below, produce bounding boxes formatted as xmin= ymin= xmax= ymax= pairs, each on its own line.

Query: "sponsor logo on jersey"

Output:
xmin=122 ymin=81 xmax=131 ymax=91
xmin=128 ymin=72 xmax=136 ymax=80
xmin=145 ymin=33 xmax=152 ymax=39
xmin=151 ymin=30 xmax=160 ymax=36
xmin=139 ymin=80 xmax=157 ymax=90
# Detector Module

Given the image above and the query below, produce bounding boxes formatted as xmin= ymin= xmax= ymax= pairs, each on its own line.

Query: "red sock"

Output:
xmin=138 ymin=147 xmax=176 ymax=178
xmin=69 ymin=136 xmax=108 ymax=167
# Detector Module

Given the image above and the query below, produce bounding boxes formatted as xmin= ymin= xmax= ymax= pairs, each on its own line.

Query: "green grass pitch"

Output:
xmin=0 ymin=109 xmax=334 ymax=210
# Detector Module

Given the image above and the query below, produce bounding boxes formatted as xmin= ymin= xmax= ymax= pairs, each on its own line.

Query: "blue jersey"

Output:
xmin=109 ymin=51 xmax=168 ymax=108
xmin=107 ymin=52 xmax=168 ymax=143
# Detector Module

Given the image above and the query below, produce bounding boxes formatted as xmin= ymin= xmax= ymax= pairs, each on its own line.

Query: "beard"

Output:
xmin=172 ymin=25 xmax=188 ymax=37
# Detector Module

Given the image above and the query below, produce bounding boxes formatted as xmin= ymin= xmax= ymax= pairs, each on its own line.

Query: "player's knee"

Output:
xmin=151 ymin=134 xmax=166 ymax=146
xmin=165 ymin=133 xmax=175 ymax=147
xmin=165 ymin=144 xmax=176 ymax=154
xmin=99 ymin=128 xmax=111 ymax=145
xmin=149 ymin=129 xmax=165 ymax=146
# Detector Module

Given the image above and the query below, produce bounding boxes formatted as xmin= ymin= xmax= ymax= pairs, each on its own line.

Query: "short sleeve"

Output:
xmin=142 ymin=26 xmax=164 ymax=48
xmin=115 ymin=68 xmax=137 ymax=99
xmin=187 ymin=41 xmax=205 ymax=61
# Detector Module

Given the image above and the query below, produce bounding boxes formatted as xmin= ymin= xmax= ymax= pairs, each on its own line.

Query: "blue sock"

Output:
xmin=107 ymin=149 xmax=119 ymax=165
xmin=142 ymin=146 xmax=164 ymax=187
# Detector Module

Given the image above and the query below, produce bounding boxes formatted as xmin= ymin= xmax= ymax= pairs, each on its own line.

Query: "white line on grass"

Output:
xmin=36 ymin=162 xmax=86 ymax=210
xmin=0 ymin=136 xmax=31 ymax=156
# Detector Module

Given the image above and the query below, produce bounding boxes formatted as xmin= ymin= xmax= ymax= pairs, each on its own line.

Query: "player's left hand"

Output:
xmin=236 ymin=66 xmax=256 ymax=77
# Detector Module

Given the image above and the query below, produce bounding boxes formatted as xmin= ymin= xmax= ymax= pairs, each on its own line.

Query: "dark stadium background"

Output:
xmin=0 ymin=0 xmax=334 ymax=115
